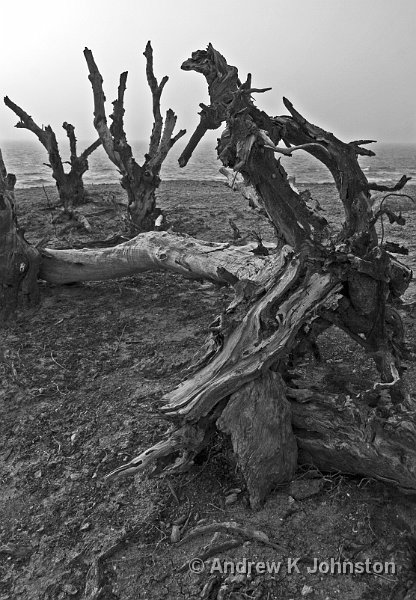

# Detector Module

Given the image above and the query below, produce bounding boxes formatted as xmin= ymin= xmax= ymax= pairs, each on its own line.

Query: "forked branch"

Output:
xmin=84 ymin=42 xmax=185 ymax=231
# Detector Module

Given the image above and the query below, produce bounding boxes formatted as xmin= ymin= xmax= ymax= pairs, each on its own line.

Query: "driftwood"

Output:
xmin=84 ymin=42 xmax=186 ymax=232
xmin=39 ymin=232 xmax=278 ymax=285
xmin=102 ymin=45 xmax=415 ymax=508
xmin=0 ymin=151 xmax=40 ymax=322
xmin=3 ymin=97 xmax=100 ymax=210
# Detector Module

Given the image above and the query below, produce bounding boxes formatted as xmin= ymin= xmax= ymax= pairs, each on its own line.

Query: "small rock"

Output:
xmin=34 ymin=470 xmax=42 ymax=478
xmin=80 ymin=522 xmax=91 ymax=532
xmin=62 ymin=583 xmax=78 ymax=596
xmin=301 ymin=585 xmax=313 ymax=596
xmin=225 ymin=493 xmax=238 ymax=506
xmin=288 ymin=496 xmax=296 ymax=505
xmin=69 ymin=473 xmax=80 ymax=481
xmin=289 ymin=479 xmax=323 ymax=501
xmin=226 ymin=488 xmax=242 ymax=495
xmin=171 ymin=525 xmax=181 ymax=543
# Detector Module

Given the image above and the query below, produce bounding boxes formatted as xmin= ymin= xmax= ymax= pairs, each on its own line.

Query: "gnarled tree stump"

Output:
xmin=101 ymin=45 xmax=414 ymax=508
xmin=84 ymin=42 xmax=186 ymax=233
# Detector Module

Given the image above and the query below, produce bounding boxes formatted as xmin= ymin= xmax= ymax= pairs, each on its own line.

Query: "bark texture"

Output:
xmin=39 ymin=232 xmax=278 ymax=285
xmin=3 ymin=97 xmax=100 ymax=210
xmin=84 ymin=42 xmax=186 ymax=232
xmin=0 ymin=151 xmax=40 ymax=322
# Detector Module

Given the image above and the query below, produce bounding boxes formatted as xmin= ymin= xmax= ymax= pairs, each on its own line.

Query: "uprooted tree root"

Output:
xmin=103 ymin=45 xmax=415 ymax=508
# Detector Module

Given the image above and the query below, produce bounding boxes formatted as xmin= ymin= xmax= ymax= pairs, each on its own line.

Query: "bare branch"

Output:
xmin=4 ymin=95 xmax=52 ymax=150
xmin=368 ymin=175 xmax=412 ymax=192
xmin=62 ymin=122 xmax=77 ymax=162
xmin=83 ymin=47 xmax=119 ymax=166
xmin=149 ymin=109 xmax=186 ymax=170
xmin=144 ymin=40 xmax=169 ymax=156
xmin=81 ymin=138 xmax=102 ymax=160
xmin=350 ymin=139 xmax=377 ymax=145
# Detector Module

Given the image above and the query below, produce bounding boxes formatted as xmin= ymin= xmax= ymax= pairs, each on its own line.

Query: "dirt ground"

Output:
xmin=1 ymin=179 xmax=416 ymax=600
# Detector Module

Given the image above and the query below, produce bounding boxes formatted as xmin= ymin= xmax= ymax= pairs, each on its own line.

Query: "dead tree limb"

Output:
xmin=178 ymin=44 xmax=240 ymax=167
xmin=83 ymin=42 xmax=186 ymax=233
xmin=39 ymin=232 xmax=279 ymax=285
xmin=3 ymin=97 xmax=100 ymax=210
xmin=0 ymin=151 xmax=40 ymax=322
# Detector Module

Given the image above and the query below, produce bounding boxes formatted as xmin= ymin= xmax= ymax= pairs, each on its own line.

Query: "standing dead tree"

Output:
xmin=83 ymin=42 xmax=186 ymax=233
xmin=3 ymin=96 xmax=101 ymax=212
xmin=6 ymin=45 xmax=416 ymax=508
xmin=0 ymin=150 xmax=40 ymax=322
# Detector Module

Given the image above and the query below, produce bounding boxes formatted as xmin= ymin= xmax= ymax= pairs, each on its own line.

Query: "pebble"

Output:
xmin=289 ymin=479 xmax=323 ymax=501
xmin=62 ymin=584 xmax=78 ymax=595
xmin=301 ymin=585 xmax=313 ymax=596
xmin=171 ymin=525 xmax=181 ymax=543
xmin=225 ymin=493 xmax=238 ymax=506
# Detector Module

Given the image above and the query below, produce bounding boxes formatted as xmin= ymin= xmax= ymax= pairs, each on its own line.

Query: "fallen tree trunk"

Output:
xmin=39 ymin=232 xmax=280 ymax=285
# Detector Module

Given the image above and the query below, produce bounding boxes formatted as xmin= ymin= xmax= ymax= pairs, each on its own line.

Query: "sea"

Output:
xmin=1 ymin=138 xmax=415 ymax=189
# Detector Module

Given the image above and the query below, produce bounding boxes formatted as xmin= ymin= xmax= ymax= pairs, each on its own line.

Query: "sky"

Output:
xmin=0 ymin=0 xmax=415 ymax=147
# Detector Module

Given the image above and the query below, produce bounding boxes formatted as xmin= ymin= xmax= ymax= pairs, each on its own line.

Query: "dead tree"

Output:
xmin=93 ymin=46 xmax=414 ymax=508
xmin=83 ymin=42 xmax=186 ymax=233
xmin=7 ymin=45 xmax=416 ymax=508
xmin=3 ymin=97 xmax=100 ymax=211
xmin=0 ymin=150 xmax=40 ymax=322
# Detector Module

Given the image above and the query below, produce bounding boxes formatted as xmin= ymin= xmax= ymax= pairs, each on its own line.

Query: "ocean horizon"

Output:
xmin=1 ymin=138 xmax=415 ymax=189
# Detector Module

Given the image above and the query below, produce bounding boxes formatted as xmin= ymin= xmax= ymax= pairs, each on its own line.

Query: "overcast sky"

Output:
xmin=1 ymin=0 xmax=415 ymax=145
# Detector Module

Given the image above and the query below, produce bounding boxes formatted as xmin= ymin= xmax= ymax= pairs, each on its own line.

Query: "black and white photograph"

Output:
xmin=1 ymin=1 xmax=416 ymax=598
